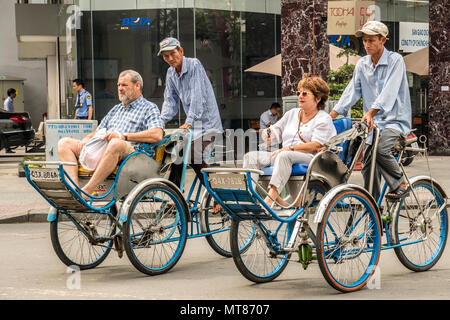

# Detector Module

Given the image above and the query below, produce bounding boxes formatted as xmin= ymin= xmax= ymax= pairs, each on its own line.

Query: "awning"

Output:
xmin=244 ymin=45 xmax=362 ymax=77
xmin=403 ymin=46 xmax=429 ymax=76
xmin=244 ymin=54 xmax=281 ymax=76
xmin=329 ymin=44 xmax=361 ymax=70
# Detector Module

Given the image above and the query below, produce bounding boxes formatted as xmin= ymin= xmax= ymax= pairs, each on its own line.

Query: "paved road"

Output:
xmin=1 ymin=223 xmax=450 ymax=300
xmin=1 ymin=150 xmax=450 ymax=301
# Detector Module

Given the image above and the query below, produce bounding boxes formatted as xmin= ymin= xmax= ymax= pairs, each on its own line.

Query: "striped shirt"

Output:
xmin=97 ymin=95 xmax=164 ymax=148
xmin=161 ymin=57 xmax=223 ymax=140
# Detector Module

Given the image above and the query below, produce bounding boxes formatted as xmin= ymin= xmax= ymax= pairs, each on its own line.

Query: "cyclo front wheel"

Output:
xmin=50 ymin=205 xmax=118 ymax=270
xmin=230 ymin=217 xmax=293 ymax=283
xmin=123 ymin=182 xmax=188 ymax=276
xmin=391 ymin=179 xmax=448 ymax=271
xmin=316 ymin=189 xmax=381 ymax=292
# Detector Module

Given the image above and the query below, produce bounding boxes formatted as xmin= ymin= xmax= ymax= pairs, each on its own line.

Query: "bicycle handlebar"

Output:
xmin=405 ymin=136 xmax=418 ymax=145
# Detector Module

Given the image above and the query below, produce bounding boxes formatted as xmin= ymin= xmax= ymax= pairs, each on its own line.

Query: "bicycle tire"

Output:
xmin=50 ymin=206 xmax=117 ymax=270
xmin=391 ymin=179 xmax=448 ymax=271
xmin=123 ymin=182 xmax=188 ymax=276
xmin=230 ymin=218 xmax=292 ymax=283
xmin=316 ymin=189 xmax=381 ymax=292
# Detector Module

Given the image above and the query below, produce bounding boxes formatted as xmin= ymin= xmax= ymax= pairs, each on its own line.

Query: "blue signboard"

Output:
xmin=121 ymin=17 xmax=151 ymax=30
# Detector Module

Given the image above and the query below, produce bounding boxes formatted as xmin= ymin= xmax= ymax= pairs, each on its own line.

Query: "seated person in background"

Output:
xmin=58 ymin=70 xmax=164 ymax=199
xmin=243 ymin=75 xmax=336 ymax=208
xmin=259 ymin=102 xmax=281 ymax=130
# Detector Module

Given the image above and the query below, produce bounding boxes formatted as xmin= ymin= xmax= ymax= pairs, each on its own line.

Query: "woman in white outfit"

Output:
xmin=244 ymin=75 xmax=336 ymax=207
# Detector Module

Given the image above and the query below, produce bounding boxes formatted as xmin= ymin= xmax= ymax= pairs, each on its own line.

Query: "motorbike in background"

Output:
xmin=397 ymin=130 xmax=419 ymax=166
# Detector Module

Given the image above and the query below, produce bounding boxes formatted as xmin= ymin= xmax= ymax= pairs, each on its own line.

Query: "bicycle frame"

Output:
xmin=183 ymin=175 xmax=230 ymax=239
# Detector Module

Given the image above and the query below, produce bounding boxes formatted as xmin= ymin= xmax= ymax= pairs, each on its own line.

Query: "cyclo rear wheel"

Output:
xmin=123 ymin=182 xmax=188 ymax=276
xmin=391 ymin=179 xmax=448 ymax=271
xmin=228 ymin=179 xmax=329 ymax=283
xmin=230 ymin=217 xmax=293 ymax=283
xmin=316 ymin=189 xmax=381 ymax=292
xmin=50 ymin=205 xmax=118 ymax=270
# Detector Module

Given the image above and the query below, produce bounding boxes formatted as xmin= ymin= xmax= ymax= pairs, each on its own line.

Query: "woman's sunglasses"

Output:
xmin=296 ymin=90 xmax=314 ymax=97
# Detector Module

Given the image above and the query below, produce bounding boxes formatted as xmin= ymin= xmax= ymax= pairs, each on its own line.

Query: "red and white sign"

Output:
xmin=327 ymin=1 xmax=376 ymax=35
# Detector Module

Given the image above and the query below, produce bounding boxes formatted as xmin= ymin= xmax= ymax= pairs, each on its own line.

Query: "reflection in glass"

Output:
xmin=75 ymin=5 xmax=281 ymax=134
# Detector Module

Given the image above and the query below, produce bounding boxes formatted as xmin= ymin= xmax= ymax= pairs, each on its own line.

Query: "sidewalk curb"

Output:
xmin=0 ymin=210 xmax=48 ymax=224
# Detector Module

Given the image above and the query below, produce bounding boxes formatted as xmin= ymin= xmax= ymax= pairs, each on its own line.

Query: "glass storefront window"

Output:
xmin=68 ymin=1 xmax=281 ymax=133
xmin=195 ymin=9 xmax=242 ymax=129
xmin=242 ymin=12 xmax=281 ymax=130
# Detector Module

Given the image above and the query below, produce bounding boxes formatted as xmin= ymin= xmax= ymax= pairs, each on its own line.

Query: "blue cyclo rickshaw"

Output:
xmin=200 ymin=119 xmax=448 ymax=292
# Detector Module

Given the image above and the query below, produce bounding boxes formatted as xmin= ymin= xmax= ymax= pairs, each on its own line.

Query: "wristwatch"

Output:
xmin=289 ymin=145 xmax=294 ymax=151
xmin=123 ymin=133 xmax=128 ymax=141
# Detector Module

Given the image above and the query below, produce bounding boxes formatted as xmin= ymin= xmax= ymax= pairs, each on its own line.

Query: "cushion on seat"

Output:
xmin=262 ymin=163 xmax=309 ymax=176
xmin=333 ymin=118 xmax=353 ymax=135
xmin=260 ymin=118 xmax=352 ymax=176
xmin=333 ymin=118 xmax=353 ymax=163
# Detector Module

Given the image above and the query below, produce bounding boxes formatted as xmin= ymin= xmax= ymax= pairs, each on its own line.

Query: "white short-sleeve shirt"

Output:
xmin=270 ymin=108 xmax=336 ymax=148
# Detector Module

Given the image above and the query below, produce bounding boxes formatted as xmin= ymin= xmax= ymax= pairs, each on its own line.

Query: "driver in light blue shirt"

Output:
xmin=330 ymin=21 xmax=412 ymax=202
xmin=158 ymin=37 xmax=223 ymax=188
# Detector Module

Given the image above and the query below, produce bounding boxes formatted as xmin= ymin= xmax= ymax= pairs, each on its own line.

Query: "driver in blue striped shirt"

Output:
xmin=158 ymin=37 xmax=223 ymax=188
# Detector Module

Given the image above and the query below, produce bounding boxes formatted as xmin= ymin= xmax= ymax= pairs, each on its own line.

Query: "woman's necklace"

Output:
xmin=290 ymin=109 xmax=319 ymax=147
xmin=291 ymin=109 xmax=305 ymax=146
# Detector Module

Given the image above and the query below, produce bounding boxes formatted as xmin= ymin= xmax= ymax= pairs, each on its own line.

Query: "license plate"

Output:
xmin=29 ymin=168 xmax=60 ymax=182
xmin=209 ymin=173 xmax=247 ymax=190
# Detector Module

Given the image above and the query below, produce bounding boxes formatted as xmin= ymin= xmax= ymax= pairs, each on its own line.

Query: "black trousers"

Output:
xmin=168 ymin=135 xmax=215 ymax=188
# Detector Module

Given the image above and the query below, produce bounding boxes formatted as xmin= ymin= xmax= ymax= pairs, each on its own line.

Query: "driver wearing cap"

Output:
xmin=329 ymin=20 xmax=412 ymax=201
xmin=157 ymin=37 xmax=223 ymax=188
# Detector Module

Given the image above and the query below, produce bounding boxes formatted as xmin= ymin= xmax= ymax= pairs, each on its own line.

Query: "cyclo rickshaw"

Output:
xmin=200 ymin=118 xmax=448 ymax=292
xmin=24 ymin=129 xmax=232 ymax=275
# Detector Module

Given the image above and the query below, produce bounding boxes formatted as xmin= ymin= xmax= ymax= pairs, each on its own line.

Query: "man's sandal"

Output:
xmin=386 ymin=186 xmax=410 ymax=200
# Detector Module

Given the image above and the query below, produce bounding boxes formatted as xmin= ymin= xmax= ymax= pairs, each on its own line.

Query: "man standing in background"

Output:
xmin=73 ymin=79 xmax=93 ymax=120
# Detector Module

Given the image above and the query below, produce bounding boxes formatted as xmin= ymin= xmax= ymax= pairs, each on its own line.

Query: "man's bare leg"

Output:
xmin=58 ymin=137 xmax=82 ymax=188
xmin=81 ymin=138 xmax=127 ymax=198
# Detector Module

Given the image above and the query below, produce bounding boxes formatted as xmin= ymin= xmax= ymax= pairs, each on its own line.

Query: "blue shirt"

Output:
xmin=160 ymin=57 xmax=223 ymax=140
xmin=333 ymin=47 xmax=411 ymax=136
xmin=259 ymin=109 xmax=279 ymax=130
xmin=75 ymin=89 xmax=93 ymax=117
xmin=3 ymin=97 xmax=13 ymax=112
xmin=97 ymin=95 xmax=164 ymax=148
